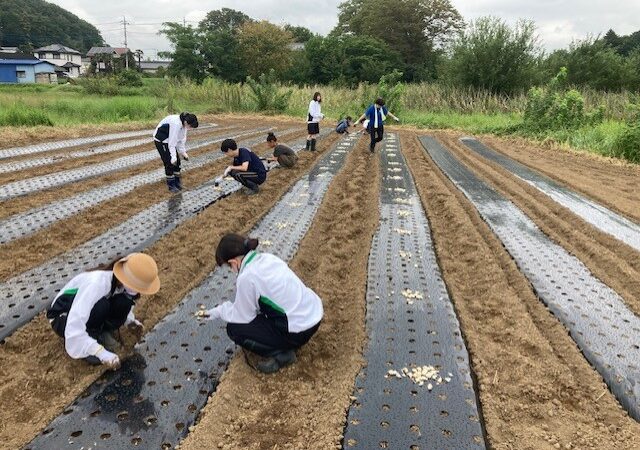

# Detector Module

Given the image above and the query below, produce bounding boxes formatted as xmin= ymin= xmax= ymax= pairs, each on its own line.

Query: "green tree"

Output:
xmin=160 ymin=23 xmax=206 ymax=82
xmin=0 ymin=0 xmax=103 ymax=52
xmin=237 ymin=21 xmax=294 ymax=78
xmin=334 ymin=0 xmax=464 ymax=80
xmin=444 ymin=16 xmax=543 ymax=94
xmin=284 ymin=25 xmax=314 ymax=43
xmin=544 ymin=38 xmax=636 ymax=91
xmin=199 ymin=29 xmax=246 ymax=82
xmin=198 ymin=8 xmax=252 ymax=33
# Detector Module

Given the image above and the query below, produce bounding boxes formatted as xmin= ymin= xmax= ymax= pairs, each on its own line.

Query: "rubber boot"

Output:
xmin=305 ymin=139 xmax=311 ymax=151
xmin=244 ymin=179 xmax=260 ymax=195
xmin=274 ymin=349 xmax=296 ymax=368
xmin=174 ymin=174 xmax=183 ymax=191
xmin=166 ymin=177 xmax=180 ymax=193
xmin=310 ymin=139 xmax=317 ymax=152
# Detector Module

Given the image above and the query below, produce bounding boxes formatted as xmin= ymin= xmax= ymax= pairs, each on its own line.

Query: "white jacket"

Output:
xmin=210 ymin=251 xmax=323 ymax=333
xmin=153 ymin=114 xmax=188 ymax=161
xmin=307 ymin=100 xmax=324 ymax=123
xmin=50 ymin=271 xmax=136 ymax=359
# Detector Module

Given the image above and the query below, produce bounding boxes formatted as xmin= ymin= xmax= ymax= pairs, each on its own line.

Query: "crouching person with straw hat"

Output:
xmin=46 ymin=253 xmax=160 ymax=370
xmin=200 ymin=234 xmax=323 ymax=374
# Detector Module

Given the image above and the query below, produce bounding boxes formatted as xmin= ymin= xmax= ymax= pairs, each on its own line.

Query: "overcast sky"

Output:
xmin=50 ymin=0 xmax=640 ymax=59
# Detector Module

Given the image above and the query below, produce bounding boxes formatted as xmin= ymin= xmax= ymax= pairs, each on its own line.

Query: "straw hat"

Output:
xmin=113 ymin=253 xmax=160 ymax=295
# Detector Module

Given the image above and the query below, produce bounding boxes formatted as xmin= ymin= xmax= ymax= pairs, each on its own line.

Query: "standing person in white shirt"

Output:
xmin=201 ymin=234 xmax=323 ymax=374
xmin=46 ymin=253 xmax=161 ymax=369
xmin=153 ymin=112 xmax=199 ymax=192
xmin=306 ymin=92 xmax=324 ymax=152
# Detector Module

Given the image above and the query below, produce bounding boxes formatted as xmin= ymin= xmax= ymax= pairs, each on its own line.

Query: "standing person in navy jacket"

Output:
xmin=200 ymin=234 xmax=323 ymax=374
xmin=356 ymin=98 xmax=400 ymax=153
xmin=306 ymin=92 xmax=324 ymax=151
xmin=220 ymin=138 xmax=267 ymax=195
xmin=153 ymin=112 xmax=199 ymax=192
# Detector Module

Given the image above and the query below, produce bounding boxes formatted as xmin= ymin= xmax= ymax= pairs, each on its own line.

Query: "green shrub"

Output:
xmin=246 ymin=69 xmax=292 ymax=113
xmin=610 ymin=123 xmax=640 ymax=162
xmin=523 ymin=68 xmax=604 ymax=132
xmin=0 ymin=106 xmax=53 ymax=126
xmin=378 ymin=70 xmax=405 ymax=114
xmin=117 ymin=70 xmax=144 ymax=87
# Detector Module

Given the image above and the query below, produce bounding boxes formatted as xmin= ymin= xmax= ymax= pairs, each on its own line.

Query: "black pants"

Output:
xmin=230 ymin=170 xmax=265 ymax=191
xmin=369 ymin=126 xmax=384 ymax=149
xmin=155 ymin=141 xmax=181 ymax=178
xmin=226 ymin=315 xmax=320 ymax=357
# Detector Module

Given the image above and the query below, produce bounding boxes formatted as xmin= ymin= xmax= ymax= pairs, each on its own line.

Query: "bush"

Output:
xmin=610 ymin=123 xmax=640 ymax=162
xmin=246 ymin=69 xmax=292 ymax=113
xmin=378 ymin=70 xmax=405 ymax=114
xmin=523 ymin=68 xmax=604 ymax=132
xmin=0 ymin=106 xmax=53 ymax=126
xmin=117 ymin=69 xmax=144 ymax=87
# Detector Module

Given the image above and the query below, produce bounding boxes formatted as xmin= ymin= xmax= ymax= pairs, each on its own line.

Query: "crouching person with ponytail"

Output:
xmin=47 ymin=253 xmax=160 ymax=370
xmin=203 ymin=234 xmax=323 ymax=374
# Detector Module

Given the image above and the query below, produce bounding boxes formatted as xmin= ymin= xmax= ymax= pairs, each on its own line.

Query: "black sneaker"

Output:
xmin=243 ymin=349 xmax=280 ymax=374
xmin=274 ymin=349 xmax=296 ymax=368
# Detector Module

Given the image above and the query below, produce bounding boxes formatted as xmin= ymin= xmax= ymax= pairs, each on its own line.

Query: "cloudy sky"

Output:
xmin=50 ymin=0 xmax=640 ymax=59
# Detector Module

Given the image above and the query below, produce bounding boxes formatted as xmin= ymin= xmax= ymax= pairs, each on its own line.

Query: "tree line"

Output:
xmin=162 ymin=1 xmax=640 ymax=94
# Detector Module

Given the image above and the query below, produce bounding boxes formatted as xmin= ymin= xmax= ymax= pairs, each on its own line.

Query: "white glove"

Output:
xmin=170 ymin=156 xmax=177 ymax=165
xmin=96 ymin=348 xmax=121 ymax=370
xmin=181 ymin=152 xmax=189 ymax=161
xmin=223 ymin=166 xmax=232 ymax=177
xmin=394 ymin=117 xmax=400 ymax=122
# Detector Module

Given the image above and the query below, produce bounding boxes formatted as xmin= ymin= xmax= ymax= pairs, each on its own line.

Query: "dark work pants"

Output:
xmin=369 ymin=125 xmax=384 ymax=150
xmin=155 ymin=141 xmax=181 ymax=179
xmin=230 ymin=170 xmax=265 ymax=191
xmin=226 ymin=315 xmax=320 ymax=357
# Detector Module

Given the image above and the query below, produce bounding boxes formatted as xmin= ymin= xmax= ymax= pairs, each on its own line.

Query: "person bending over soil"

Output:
xmin=306 ymin=91 xmax=324 ymax=151
xmin=221 ymin=138 xmax=267 ymax=195
xmin=47 ymin=253 xmax=160 ymax=370
xmin=153 ymin=112 xmax=199 ymax=192
xmin=266 ymin=132 xmax=298 ymax=168
xmin=356 ymin=98 xmax=399 ymax=153
xmin=335 ymin=116 xmax=353 ymax=134
xmin=202 ymin=234 xmax=323 ymax=374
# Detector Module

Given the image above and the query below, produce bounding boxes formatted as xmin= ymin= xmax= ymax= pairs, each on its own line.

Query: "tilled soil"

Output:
xmin=180 ymin=137 xmax=379 ymax=450
xmin=0 ymin=126 xmax=339 ymax=450
xmin=478 ymin=134 xmax=640 ymax=222
xmin=0 ymin=130 xmax=306 ymax=281
xmin=401 ymin=132 xmax=640 ymax=449
xmin=435 ymin=132 xmax=640 ymax=317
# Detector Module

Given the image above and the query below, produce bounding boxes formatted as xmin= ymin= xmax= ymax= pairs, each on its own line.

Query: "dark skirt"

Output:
xmin=307 ymin=122 xmax=320 ymax=135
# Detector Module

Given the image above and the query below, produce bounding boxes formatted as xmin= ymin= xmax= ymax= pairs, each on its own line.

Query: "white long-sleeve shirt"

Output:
xmin=153 ymin=114 xmax=188 ymax=161
xmin=307 ymin=100 xmax=324 ymax=123
xmin=50 ymin=271 xmax=136 ymax=359
xmin=210 ymin=251 xmax=323 ymax=333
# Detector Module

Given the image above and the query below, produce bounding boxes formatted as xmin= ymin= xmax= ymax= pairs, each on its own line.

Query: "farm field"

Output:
xmin=0 ymin=115 xmax=639 ymax=450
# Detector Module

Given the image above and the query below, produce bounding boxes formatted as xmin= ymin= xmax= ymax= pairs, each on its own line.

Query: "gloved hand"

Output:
xmin=96 ymin=347 xmax=121 ymax=370
xmin=223 ymin=166 xmax=232 ymax=177
xmin=170 ymin=156 xmax=177 ymax=165
xmin=127 ymin=318 xmax=144 ymax=335
xmin=394 ymin=117 xmax=400 ymax=122
xmin=181 ymin=152 xmax=189 ymax=161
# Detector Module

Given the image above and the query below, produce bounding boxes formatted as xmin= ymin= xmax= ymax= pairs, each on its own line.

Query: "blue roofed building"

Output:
xmin=0 ymin=52 xmax=58 ymax=84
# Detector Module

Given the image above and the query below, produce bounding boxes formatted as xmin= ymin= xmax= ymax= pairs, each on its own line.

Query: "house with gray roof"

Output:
xmin=34 ymin=44 xmax=83 ymax=77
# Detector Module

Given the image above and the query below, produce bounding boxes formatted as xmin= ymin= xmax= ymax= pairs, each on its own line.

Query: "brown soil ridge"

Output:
xmin=180 ymin=137 xmax=379 ymax=450
xmin=0 ymin=127 xmax=232 ymax=183
xmin=0 ymin=131 xmax=341 ymax=450
xmin=401 ymin=132 xmax=640 ymax=450
xmin=435 ymin=132 xmax=640 ymax=317
xmin=0 ymin=130 xmax=306 ymax=282
xmin=0 ymin=126 xmax=271 ymax=221
xmin=477 ymin=133 xmax=640 ymax=223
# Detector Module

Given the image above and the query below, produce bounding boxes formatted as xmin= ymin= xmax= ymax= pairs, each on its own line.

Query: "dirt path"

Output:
xmin=0 ymin=130 xmax=305 ymax=281
xmin=0 ymin=132 xmax=340 ymax=450
xmin=435 ymin=132 xmax=640 ymax=317
xmin=401 ymin=132 xmax=640 ymax=449
xmin=477 ymin=134 xmax=640 ymax=223
xmin=180 ymin=137 xmax=380 ymax=450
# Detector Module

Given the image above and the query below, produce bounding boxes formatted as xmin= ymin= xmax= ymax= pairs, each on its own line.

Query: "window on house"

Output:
xmin=52 ymin=53 xmax=60 ymax=59
xmin=16 ymin=71 xmax=26 ymax=78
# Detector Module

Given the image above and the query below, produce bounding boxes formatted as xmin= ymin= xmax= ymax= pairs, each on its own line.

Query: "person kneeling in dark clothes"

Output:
xmin=220 ymin=138 xmax=267 ymax=195
xmin=266 ymin=132 xmax=298 ymax=168
xmin=46 ymin=253 xmax=160 ymax=370
xmin=202 ymin=234 xmax=323 ymax=374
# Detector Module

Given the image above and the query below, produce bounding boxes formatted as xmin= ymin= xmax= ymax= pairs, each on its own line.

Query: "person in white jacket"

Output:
xmin=46 ymin=253 xmax=160 ymax=370
xmin=306 ymin=92 xmax=324 ymax=152
xmin=201 ymin=234 xmax=323 ymax=374
xmin=153 ymin=112 xmax=199 ymax=192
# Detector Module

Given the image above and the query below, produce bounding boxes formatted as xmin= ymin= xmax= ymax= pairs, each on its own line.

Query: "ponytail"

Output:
xmin=266 ymin=132 xmax=277 ymax=143
xmin=215 ymin=233 xmax=259 ymax=266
